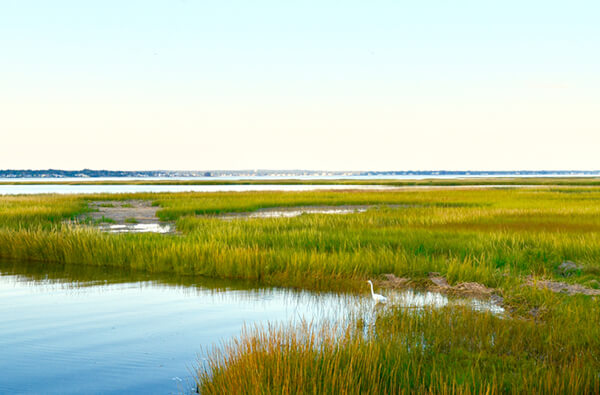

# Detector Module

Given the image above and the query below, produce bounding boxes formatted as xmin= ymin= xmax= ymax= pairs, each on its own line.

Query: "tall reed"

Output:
xmin=198 ymin=301 xmax=600 ymax=394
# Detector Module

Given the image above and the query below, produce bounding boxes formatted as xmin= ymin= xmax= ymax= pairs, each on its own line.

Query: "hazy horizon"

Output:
xmin=2 ymin=1 xmax=599 ymax=171
xmin=2 ymin=168 xmax=599 ymax=174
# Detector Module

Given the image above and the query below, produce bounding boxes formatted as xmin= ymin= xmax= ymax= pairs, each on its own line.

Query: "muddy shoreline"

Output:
xmin=83 ymin=200 xmax=175 ymax=234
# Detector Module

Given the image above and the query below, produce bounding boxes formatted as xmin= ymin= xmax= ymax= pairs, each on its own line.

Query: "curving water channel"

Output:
xmin=0 ymin=261 xmax=503 ymax=394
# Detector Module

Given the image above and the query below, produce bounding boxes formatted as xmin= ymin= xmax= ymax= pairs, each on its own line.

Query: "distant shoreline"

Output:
xmin=1 ymin=177 xmax=600 ymax=187
xmin=1 ymin=169 xmax=600 ymax=180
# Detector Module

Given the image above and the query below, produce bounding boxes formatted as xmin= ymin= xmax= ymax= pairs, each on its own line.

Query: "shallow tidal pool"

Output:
xmin=0 ymin=261 xmax=502 ymax=394
xmin=0 ymin=262 xmax=364 ymax=394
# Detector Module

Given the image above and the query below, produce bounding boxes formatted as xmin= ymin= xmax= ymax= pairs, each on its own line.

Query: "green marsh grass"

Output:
xmin=97 ymin=216 xmax=116 ymax=224
xmin=199 ymin=300 xmax=600 ymax=394
xmin=1 ymin=187 xmax=600 ymax=393
xmin=1 ymin=189 xmax=600 ymax=289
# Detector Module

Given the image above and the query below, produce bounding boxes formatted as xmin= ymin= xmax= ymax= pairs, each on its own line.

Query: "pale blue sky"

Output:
xmin=1 ymin=1 xmax=599 ymax=170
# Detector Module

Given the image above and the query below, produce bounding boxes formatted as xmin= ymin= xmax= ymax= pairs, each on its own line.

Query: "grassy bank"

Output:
xmin=199 ymin=299 xmax=600 ymax=394
xmin=202 ymin=296 xmax=600 ymax=394
xmin=1 ymin=189 xmax=599 ymax=289
xmin=1 ymin=187 xmax=599 ymax=393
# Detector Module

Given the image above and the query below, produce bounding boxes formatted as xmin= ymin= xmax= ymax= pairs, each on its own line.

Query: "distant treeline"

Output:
xmin=1 ymin=169 xmax=599 ymax=179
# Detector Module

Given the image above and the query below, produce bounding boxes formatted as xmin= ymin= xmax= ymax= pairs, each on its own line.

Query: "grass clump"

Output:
xmin=124 ymin=217 xmax=138 ymax=224
xmin=199 ymin=299 xmax=600 ymax=394
xmin=95 ymin=216 xmax=115 ymax=224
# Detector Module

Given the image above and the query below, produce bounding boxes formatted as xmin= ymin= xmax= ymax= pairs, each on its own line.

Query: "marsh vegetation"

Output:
xmin=1 ymin=186 xmax=599 ymax=393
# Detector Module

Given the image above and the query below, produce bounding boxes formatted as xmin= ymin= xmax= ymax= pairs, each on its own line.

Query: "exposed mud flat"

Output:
xmin=381 ymin=273 xmax=499 ymax=298
xmin=427 ymin=273 xmax=499 ymax=298
xmin=87 ymin=200 xmax=159 ymax=222
xmin=376 ymin=272 xmax=600 ymax=319
xmin=85 ymin=200 xmax=174 ymax=234
xmin=377 ymin=273 xmax=505 ymax=313
xmin=525 ymin=277 xmax=600 ymax=296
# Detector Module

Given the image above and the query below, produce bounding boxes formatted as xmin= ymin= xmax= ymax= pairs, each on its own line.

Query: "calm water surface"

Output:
xmin=0 ymin=261 xmax=502 ymax=394
xmin=5 ymin=173 xmax=596 ymax=183
xmin=0 ymin=261 xmax=366 ymax=394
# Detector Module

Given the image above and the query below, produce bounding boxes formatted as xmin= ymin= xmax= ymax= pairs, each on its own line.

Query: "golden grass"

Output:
xmin=199 ymin=301 xmax=600 ymax=394
xmin=2 ymin=187 xmax=600 ymax=393
xmin=1 ymin=188 xmax=600 ymax=289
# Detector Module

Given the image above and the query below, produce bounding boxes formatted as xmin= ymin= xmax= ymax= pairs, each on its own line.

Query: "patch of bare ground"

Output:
xmin=379 ymin=273 xmax=498 ymax=296
xmin=82 ymin=200 xmax=175 ymax=234
xmin=525 ymin=276 xmax=600 ymax=296
xmin=87 ymin=200 xmax=160 ymax=223
xmin=379 ymin=273 xmax=504 ymax=304
xmin=379 ymin=273 xmax=411 ymax=289
xmin=427 ymin=272 xmax=498 ymax=297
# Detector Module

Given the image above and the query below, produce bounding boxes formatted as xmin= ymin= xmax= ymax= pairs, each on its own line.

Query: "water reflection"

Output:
xmin=98 ymin=223 xmax=173 ymax=234
xmin=0 ymin=260 xmax=503 ymax=395
xmin=386 ymin=289 xmax=504 ymax=315
xmin=0 ymin=261 xmax=361 ymax=395
xmin=218 ymin=206 xmax=368 ymax=220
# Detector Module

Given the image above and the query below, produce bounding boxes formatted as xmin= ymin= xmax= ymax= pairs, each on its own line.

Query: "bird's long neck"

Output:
xmin=369 ymin=282 xmax=375 ymax=296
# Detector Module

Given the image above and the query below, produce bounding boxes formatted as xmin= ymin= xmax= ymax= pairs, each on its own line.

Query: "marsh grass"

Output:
xmin=198 ymin=301 xmax=600 ymax=394
xmin=1 ymin=187 xmax=600 ymax=393
xmin=1 ymin=189 xmax=600 ymax=290
xmin=96 ymin=216 xmax=116 ymax=224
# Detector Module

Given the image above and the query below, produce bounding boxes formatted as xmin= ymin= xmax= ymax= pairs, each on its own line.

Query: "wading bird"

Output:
xmin=367 ymin=280 xmax=387 ymax=304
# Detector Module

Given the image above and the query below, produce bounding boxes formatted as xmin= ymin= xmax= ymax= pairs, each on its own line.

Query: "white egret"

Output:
xmin=367 ymin=280 xmax=387 ymax=303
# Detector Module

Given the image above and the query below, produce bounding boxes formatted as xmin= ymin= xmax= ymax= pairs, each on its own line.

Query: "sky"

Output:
xmin=1 ymin=1 xmax=599 ymax=171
